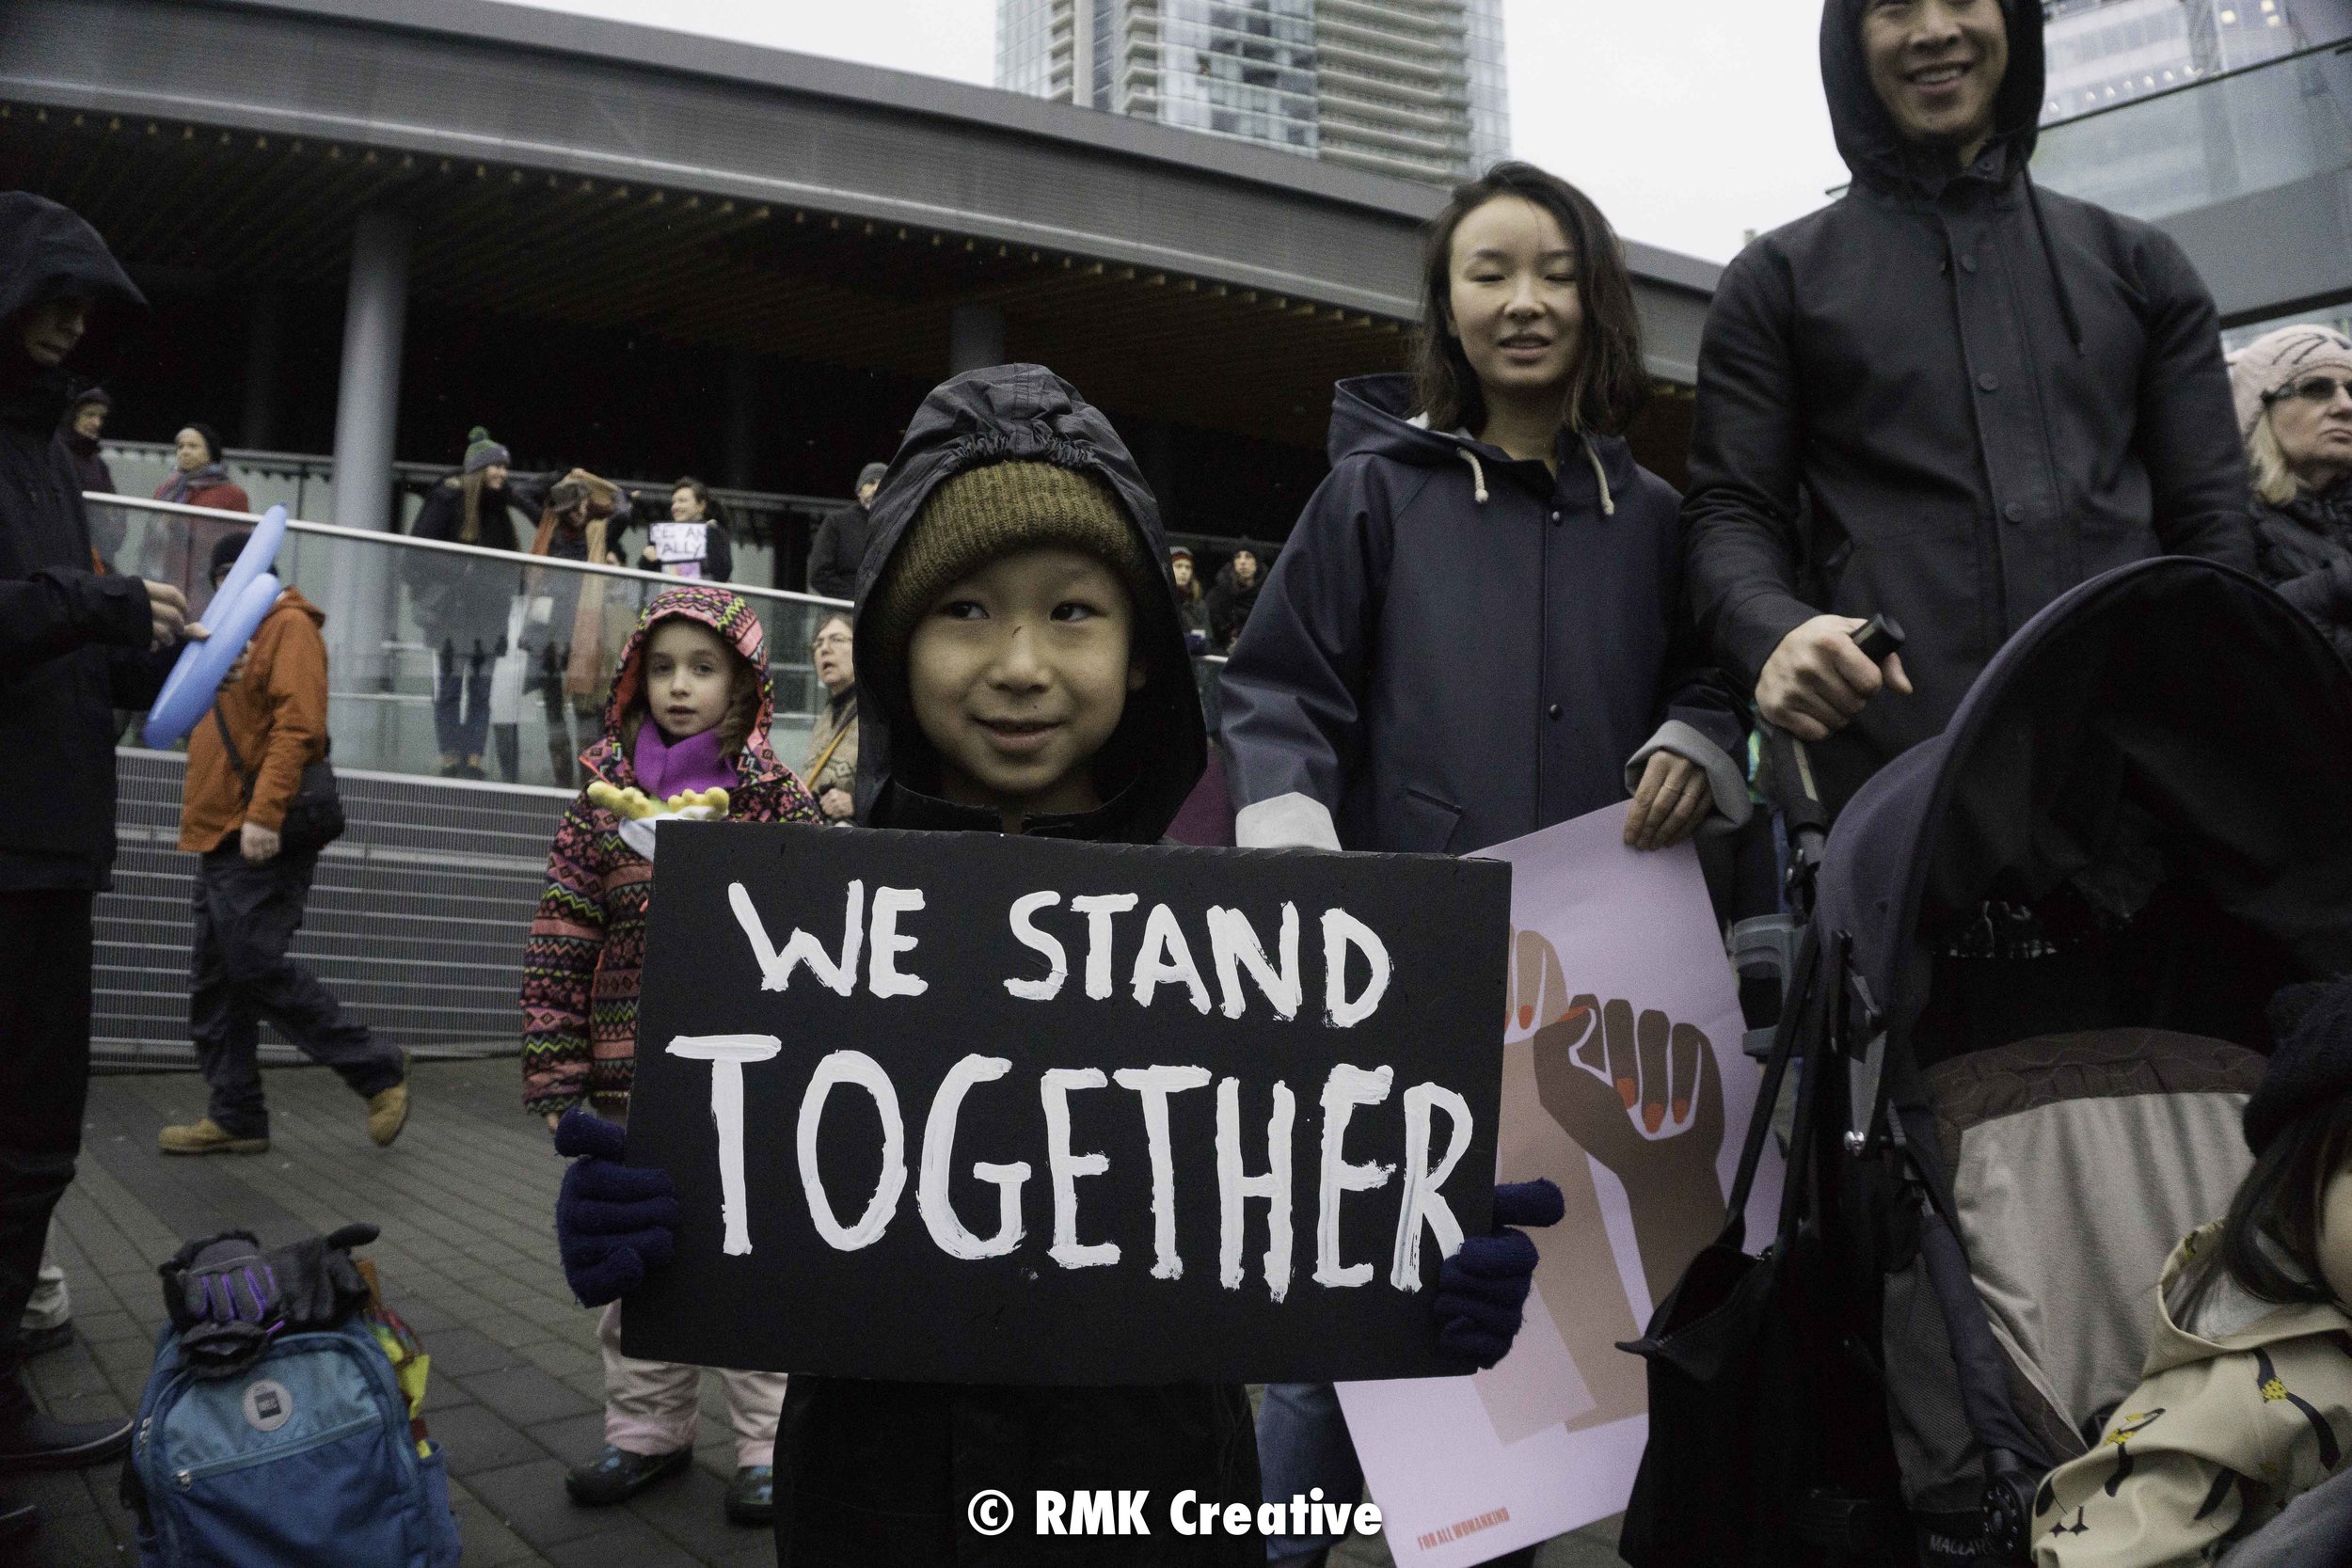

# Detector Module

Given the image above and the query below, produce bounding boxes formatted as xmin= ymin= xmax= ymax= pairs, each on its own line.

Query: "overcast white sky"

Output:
xmin=509 ymin=0 xmax=1849 ymax=263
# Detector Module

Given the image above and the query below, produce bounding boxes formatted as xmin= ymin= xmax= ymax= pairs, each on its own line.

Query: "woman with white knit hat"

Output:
xmin=2231 ymin=324 xmax=2352 ymax=662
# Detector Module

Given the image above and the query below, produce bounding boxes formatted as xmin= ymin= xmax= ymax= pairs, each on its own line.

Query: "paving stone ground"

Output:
xmin=24 ymin=1060 xmax=1624 ymax=1567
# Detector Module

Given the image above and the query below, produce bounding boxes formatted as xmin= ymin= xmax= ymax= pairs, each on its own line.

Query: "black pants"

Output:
xmin=189 ymin=847 xmax=403 ymax=1137
xmin=0 ymin=890 xmax=96 ymax=1378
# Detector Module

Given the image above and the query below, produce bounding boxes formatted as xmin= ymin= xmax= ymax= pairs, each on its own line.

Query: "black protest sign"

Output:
xmin=623 ymin=821 xmax=1510 ymax=1386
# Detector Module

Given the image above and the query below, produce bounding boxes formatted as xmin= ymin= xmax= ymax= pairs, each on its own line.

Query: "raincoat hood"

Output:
xmin=587 ymin=584 xmax=785 ymax=788
xmin=1820 ymin=0 xmax=2046 ymax=192
xmin=1328 ymin=373 xmax=1637 ymax=511
xmin=850 ymin=363 xmax=1205 ymax=842
xmin=0 ymin=193 xmax=145 ymax=418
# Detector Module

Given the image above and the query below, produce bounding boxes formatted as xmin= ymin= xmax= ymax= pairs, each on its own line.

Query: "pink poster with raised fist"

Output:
xmin=1335 ymin=803 xmax=1782 ymax=1567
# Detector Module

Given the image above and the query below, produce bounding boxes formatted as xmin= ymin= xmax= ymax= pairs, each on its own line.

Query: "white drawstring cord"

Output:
xmin=1583 ymin=436 xmax=1615 ymax=516
xmin=1455 ymin=446 xmax=1489 ymax=505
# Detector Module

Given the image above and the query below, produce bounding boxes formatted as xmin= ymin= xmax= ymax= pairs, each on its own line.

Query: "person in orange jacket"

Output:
xmin=158 ymin=531 xmax=410 ymax=1157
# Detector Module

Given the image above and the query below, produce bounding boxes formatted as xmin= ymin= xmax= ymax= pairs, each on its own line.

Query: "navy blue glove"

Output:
xmin=553 ymin=1109 xmax=680 ymax=1307
xmin=1433 ymin=1179 xmax=1565 ymax=1369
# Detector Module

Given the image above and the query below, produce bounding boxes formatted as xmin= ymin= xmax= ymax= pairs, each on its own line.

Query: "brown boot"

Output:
xmin=157 ymin=1118 xmax=268 ymax=1157
xmin=367 ymin=1054 xmax=410 ymax=1148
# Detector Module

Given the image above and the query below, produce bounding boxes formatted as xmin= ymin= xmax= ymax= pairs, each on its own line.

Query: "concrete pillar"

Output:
xmin=723 ymin=347 xmax=758 ymax=489
xmin=330 ymin=212 xmax=412 ymax=533
xmin=240 ymin=284 xmax=286 ymax=451
xmin=948 ymin=303 xmax=1007 ymax=376
xmin=326 ymin=211 xmax=412 ymax=710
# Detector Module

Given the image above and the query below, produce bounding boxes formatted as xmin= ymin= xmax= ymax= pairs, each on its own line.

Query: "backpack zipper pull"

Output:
xmin=175 ymin=1469 xmax=193 ymax=1491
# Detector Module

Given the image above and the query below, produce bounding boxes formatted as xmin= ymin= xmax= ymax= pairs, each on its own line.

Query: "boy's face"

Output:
xmin=908 ymin=546 xmax=1144 ymax=826
xmin=644 ymin=619 xmax=735 ymax=744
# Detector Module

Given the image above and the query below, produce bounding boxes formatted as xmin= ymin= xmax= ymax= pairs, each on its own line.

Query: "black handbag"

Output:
xmin=213 ymin=705 xmax=345 ymax=856
xmin=1615 ymin=931 xmax=1908 ymax=1568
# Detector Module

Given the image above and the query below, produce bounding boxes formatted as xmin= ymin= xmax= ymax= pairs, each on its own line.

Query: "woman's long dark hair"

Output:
xmin=1409 ymin=161 xmax=1649 ymax=439
xmin=2174 ymin=1094 xmax=2352 ymax=1322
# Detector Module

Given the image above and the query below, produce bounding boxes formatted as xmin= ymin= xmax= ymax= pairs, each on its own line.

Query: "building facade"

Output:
xmin=994 ymin=0 xmax=1508 ymax=183
xmin=2041 ymin=0 xmax=2352 ymax=121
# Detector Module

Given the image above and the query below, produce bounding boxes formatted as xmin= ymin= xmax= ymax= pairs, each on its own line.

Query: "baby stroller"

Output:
xmin=1622 ymin=559 xmax=2352 ymax=1568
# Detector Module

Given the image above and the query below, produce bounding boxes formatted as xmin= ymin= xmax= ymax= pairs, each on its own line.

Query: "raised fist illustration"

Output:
xmin=1521 ymin=930 xmax=1726 ymax=1310
xmin=1484 ymin=927 xmax=1648 ymax=1438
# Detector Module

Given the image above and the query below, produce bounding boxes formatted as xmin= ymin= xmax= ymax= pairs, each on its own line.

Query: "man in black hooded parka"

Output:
xmin=0 ymin=194 xmax=189 ymax=1526
xmin=1683 ymin=0 xmax=2255 ymax=815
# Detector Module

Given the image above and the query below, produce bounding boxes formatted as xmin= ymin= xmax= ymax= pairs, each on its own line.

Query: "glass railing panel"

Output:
xmin=100 ymin=497 xmax=846 ymax=793
xmin=2032 ymin=41 xmax=2352 ymax=220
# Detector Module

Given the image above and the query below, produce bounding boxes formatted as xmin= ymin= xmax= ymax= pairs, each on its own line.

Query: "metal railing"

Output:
xmin=97 ymin=493 xmax=852 ymax=790
xmin=97 ymin=492 xmax=1236 ymax=789
xmin=96 ymin=440 xmax=854 ymax=585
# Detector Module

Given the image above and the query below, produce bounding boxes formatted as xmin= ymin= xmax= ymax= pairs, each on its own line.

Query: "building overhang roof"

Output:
xmin=0 ymin=0 xmax=1719 ymax=446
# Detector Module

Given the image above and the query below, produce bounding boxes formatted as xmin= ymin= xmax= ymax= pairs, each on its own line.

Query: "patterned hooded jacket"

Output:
xmin=520 ymin=585 xmax=818 ymax=1117
xmin=2035 ymin=1223 xmax=2352 ymax=1566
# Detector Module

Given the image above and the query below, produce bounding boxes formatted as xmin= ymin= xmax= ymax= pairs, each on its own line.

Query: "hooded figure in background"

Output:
xmin=0 ymin=191 xmax=187 ymax=1522
xmin=1682 ymin=0 xmax=2253 ymax=816
xmin=805 ymin=460 xmax=887 ymax=601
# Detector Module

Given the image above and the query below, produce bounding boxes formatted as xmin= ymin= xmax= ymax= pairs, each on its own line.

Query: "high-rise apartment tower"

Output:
xmin=996 ymin=0 xmax=1509 ymax=184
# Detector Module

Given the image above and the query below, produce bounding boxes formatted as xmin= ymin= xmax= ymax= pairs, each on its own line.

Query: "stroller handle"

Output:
xmin=1757 ymin=614 xmax=1906 ymax=913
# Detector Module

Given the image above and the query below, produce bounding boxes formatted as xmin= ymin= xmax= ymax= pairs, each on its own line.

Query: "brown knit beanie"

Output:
xmin=864 ymin=460 xmax=1163 ymax=675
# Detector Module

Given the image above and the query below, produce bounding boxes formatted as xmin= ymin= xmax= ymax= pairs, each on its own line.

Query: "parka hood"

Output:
xmin=1328 ymin=372 xmax=1639 ymax=507
xmin=851 ymin=363 xmax=1205 ymax=842
xmin=1820 ymin=0 xmax=2046 ymax=192
xmin=0 ymin=194 xmax=145 ymax=419
xmin=273 ymin=586 xmax=326 ymax=629
xmin=587 ymin=584 xmax=785 ymax=788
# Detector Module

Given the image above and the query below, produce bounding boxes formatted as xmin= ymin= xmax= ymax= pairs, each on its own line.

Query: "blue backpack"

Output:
xmin=124 ymin=1318 xmax=461 ymax=1567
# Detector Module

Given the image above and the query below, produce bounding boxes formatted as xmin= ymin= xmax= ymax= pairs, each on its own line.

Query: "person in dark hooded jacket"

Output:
xmin=548 ymin=365 xmax=1560 ymax=1565
xmin=0 ymin=192 xmax=199 ymax=1531
xmin=1682 ymin=0 xmax=2255 ymax=816
xmin=1216 ymin=161 xmax=1749 ymax=1568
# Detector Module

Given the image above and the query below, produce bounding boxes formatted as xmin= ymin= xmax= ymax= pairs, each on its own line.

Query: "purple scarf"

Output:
xmin=157 ymin=462 xmax=230 ymax=505
xmin=632 ymin=723 xmax=735 ymax=801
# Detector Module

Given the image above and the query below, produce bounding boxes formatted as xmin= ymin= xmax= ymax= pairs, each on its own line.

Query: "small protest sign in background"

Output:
xmin=624 ymin=821 xmax=1509 ymax=1386
xmin=1337 ymin=804 xmax=1780 ymax=1567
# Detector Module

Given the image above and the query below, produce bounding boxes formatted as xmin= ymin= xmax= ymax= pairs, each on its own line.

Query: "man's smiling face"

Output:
xmin=1862 ymin=0 xmax=2010 ymax=157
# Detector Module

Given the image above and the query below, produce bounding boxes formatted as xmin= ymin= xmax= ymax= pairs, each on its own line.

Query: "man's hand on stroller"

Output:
xmin=1434 ymin=1180 xmax=1565 ymax=1368
xmin=553 ymin=1109 xmax=679 ymax=1307
xmin=1757 ymin=614 xmax=1912 ymax=740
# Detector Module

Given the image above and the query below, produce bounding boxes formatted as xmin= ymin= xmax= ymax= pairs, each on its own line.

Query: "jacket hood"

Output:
xmin=0 ymin=193 xmax=144 ymax=332
xmin=1327 ymin=372 xmax=1639 ymax=503
xmin=272 ymin=586 xmax=326 ymax=629
xmin=1820 ymin=0 xmax=2046 ymax=191
xmin=589 ymin=584 xmax=785 ymax=787
xmin=851 ymin=363 xmax=1205 ymax=842
xmin=0 ymin=194 xmax=144 ymax=418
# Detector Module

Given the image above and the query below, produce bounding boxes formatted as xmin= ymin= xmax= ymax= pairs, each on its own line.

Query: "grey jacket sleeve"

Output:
xmin=1216 ymin=463 xmax=1387 ymax=849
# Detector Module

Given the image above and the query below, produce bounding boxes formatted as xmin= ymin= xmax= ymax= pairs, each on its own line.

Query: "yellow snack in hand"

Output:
xmin=586 ymin=782 xmax=661 ymax=820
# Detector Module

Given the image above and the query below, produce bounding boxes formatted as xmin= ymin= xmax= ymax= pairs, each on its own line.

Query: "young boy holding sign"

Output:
xmin=553 ymin=366 xmax=1558 ymax=1563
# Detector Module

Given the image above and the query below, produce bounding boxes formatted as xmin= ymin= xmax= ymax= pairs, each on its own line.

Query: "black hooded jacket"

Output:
xmin=777 ymin=365 xmax=1254 ymax=1567
xmin=1218 ymin=373 xmax=1750 ymax=856
xmin=1682 ymin=0 xmax=2254 ymax=813
xmin=0 ymin=193 xmax=164 ymax=891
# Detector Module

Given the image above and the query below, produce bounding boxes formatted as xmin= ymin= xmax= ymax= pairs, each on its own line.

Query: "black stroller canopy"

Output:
xmin=1817 ymin=559 xmax=2352 ymax=1066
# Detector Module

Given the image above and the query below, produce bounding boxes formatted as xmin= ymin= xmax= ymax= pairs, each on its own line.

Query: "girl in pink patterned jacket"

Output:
xmin=518 ymin=582 xmax=818 ymax=1526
